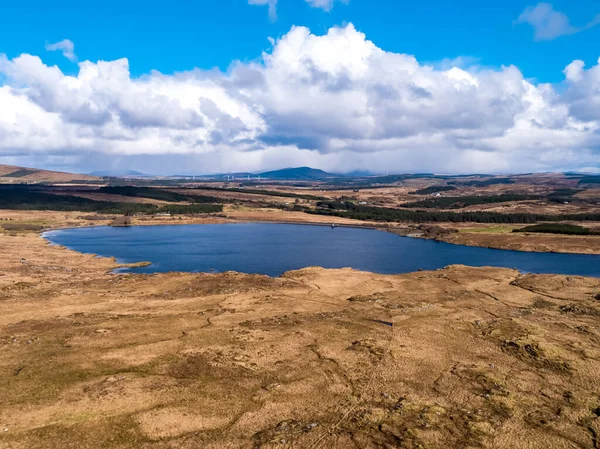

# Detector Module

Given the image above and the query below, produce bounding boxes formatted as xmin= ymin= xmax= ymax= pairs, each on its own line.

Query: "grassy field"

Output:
xmin=457 ymin=226 xmax=517 ymax=233
xmin=1 ymin=225 xmax=600 ymax=448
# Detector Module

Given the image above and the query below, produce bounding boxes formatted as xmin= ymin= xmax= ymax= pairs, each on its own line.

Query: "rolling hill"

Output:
xmin=258 ymin=167 xmax=339 ymax=180
xmin=0 ymin=164 xmax=347 ymax=183
xmin=89 ymin=169 xmax=151 ymax=177
xmin=0 ymin=165 xmax=99 ymax=184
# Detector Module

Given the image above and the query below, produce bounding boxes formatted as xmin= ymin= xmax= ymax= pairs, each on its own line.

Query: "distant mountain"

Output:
xmin=563 ymin=171 xmax=600 ymax=177
xmin=89 ymin=169 xmax=150 ymax=177
xmin=90 ymin=167 xmax=339 ymax=180
xmin=194 ymin=172 xmax=256 ymax=180
xmin=344 ymin=170 xmax=378 ymax=177
xmin=258 ymin=167 xmax=339 ymax=180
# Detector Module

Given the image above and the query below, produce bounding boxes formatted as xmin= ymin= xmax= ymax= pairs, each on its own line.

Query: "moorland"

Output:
xmin=1 ymin=165 xmax=600 ymax=448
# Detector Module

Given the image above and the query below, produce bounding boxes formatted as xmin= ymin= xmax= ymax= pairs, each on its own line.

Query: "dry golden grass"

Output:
xmin=1 ymin=215 xmax=600 ymax=448
xmin=438 ymin=222 xmax=600 ymax=254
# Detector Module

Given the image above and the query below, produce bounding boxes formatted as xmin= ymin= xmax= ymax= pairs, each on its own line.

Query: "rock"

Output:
xmin=306 ymin=423 xmax=318 ymax=430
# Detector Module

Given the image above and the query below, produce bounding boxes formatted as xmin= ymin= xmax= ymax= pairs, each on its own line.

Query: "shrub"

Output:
xmin=513 ymin=223 xmax=592 ymax=235
xmin=111 ymin=217 xmax=131 ymax=227
xmin=409 ymin=186 xmax=457 ymax=195
xmin=1 ymin=223 xmax=45 ymax=231
xmin=156 ymin=204 xmax=223 ymax=215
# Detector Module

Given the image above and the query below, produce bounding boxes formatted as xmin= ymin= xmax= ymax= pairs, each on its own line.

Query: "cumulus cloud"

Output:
xmin=562 ymin=58 xmax=600 ymax=122
xmin=0 ymin=24 xmax=599 ymax=174
xmin=516 ymin=3 xmax=600 ymax=41
xmin=44 ymin=39 xmax=77 ymax=62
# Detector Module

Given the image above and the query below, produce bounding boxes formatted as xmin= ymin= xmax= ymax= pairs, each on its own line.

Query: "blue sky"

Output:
xmin=1 ymin=0 xmax=598 ymax=81
xmin=0 ymin=1 xmax=599 ymax=174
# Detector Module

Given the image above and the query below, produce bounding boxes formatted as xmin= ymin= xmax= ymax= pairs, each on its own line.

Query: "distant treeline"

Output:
xmin=0 ymin=187 xmax=222 ymax=214
xmin=312 ymin=200 xmax=600 ymax=224
xmin=400 ymin=194 xmax=539 ymax=209
xmin=98 ymin=186 xmax=222 ymax=203
xmin=578 ymin=177 xmax=600 ymax=185
xmin=323 ymin=174 xmax=437 ymax=188
xmin=158 ymin=204 xmax=222 ymax=214
xmin=183 ymin=186 xmax=324 ymax=201
xmin=323 ymin=174 xmax=517 ymax=189
xmin=0 ymin=169 xmax=39 ymax=178
xmin=548 ymin=189 xmax=581 ymax=198
xmin=457 ymin=178 xmax=515 ymax=187
xmin=514 ymin=223 xmax=600 ymax=235
xmin=546 ymin=189 xmax=583 ymax=204
xmin=409 ymin=186 xmax=457 ymax=195
xmin=50 ymin=180 xmax=107 ymax=185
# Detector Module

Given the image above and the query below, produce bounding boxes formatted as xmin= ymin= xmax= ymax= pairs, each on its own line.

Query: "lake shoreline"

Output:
xmin=41 ymin=212 xmax=600 ymax=257
xmin=3 ymin=207 xmax=599 ymax=257
xmin=44 ymin=222 xmax=600 ymax=278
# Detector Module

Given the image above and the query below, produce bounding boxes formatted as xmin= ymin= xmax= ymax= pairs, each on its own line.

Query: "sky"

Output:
xmin=0 ymin=0 xmax=599 ymax=175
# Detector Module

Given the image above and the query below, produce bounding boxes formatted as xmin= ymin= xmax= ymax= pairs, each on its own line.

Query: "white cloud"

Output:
xmin=305 ymin=0 xmax=347 ymax=12
xmin=516 ymin=3 xmax=600 ymax=41
xmin=561 ymin=58 xmax=600 ymax=122
xmin=0 ymin=24 xmax=599 ymax=174
xmin=44 ymin=39 xmax=77 ymax=62
xmin=249 ymin=0 xmax=346 ymax=20
xmin=248 ymin=0 xmax=278 ymax=21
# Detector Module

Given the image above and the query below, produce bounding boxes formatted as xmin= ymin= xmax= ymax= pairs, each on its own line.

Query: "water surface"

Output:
xmin=44 ymin=223 xmax=600 ymax=277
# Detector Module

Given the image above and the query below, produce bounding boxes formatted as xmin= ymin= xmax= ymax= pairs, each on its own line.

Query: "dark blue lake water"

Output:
xmin=43 ymin=223 xmax=600 ymax=277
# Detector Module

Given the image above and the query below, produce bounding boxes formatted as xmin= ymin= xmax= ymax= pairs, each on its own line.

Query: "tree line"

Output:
xmin=400 ymin=194 xmax=540 ymax=209
xmin=98 ymin=186 xmax=222 ymax=203
xmin=0 ymin=187 xmax=223 ymax=215
xmin=312 ymin=201 xmax=600 ymax=223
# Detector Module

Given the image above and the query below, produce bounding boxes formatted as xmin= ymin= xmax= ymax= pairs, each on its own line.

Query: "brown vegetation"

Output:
xmin=0 ymin=221 xmax=600 ymax=448
xmin=111 ymin=216 xmax=132 ymax=227
xmin=438 ymin=223 xmax=600 ymax=254
xmin=1 ymin=223 xmax=46 ymax=231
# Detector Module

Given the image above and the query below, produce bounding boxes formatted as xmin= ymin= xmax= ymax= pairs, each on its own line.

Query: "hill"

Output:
xmin=258 ymin=166 xmax=338 ymax=180
xmin=89 ymin=169 xmax=150 ymax=177
xmin=0 ymin=165 xmax=99 ymax=184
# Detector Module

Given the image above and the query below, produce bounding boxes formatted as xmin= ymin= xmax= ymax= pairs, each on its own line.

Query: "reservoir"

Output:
xmin=44 ymin=223 xmax=600 ymax=277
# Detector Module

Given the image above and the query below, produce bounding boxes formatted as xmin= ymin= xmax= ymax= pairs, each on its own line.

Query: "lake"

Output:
xmin=43 ymin=223 xmax=600 ymax=277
